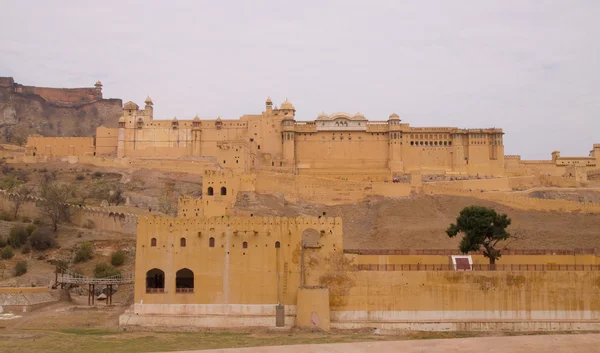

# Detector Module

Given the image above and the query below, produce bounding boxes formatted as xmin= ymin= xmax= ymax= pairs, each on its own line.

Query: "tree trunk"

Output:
xmin=489 ymin=257 xmax=496 ymax=271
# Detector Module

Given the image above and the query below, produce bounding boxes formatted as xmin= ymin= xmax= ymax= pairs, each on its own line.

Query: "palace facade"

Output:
xmin=25 ymin=97 xmax=600 ymax=178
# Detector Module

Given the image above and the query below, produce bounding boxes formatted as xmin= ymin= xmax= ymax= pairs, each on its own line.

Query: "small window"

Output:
xmin=258 ymin=145 xmax=261 ymax=150
xmin=151 ymin=238 xmax=157 ymax=247
xmin=275 ymin=241 xmax=281 ymax=248
xmin=209 ymin=237 xmax=215 ymax=247
xmin=221 ymin=186 xmax=227 ymax=196
xmin=207 ymin=187 xmax=214 ymax=196
xmin=410 ymin=141 xmax=414 ymax=146
xmin=243 ymin=241 xmax=248 ymax=249
xmin=180 ymin=237 xmax=186 ymax=247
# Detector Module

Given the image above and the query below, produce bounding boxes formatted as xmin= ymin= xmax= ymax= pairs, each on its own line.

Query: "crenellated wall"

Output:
xmin=0 ymin=190 xmax=137 ymax=234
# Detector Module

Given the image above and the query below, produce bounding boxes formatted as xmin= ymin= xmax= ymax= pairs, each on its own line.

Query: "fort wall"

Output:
xmin=331 ymin=270 xmax=600 ymax=330
xmin=0 ymin=190 xmax=137 ymax=234
xmin=19 ymin=86 xmax=101 ymax=105
xmin=26 ymin=136 xmax=96 ymax=157
xmin=133 ymin=215 xmax=344 ymax=306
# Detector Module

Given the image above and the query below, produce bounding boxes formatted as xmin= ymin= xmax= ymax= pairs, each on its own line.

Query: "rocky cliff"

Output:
xmin=0 ymin=77 xmax=122 ymax=144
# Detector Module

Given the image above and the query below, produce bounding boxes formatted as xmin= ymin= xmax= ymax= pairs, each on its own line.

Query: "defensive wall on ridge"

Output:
xmin=0 ymin=190 xmax=137 ymax=234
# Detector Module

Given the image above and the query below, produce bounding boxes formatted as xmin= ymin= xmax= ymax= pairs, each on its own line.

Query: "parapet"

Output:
xmin=504 ymin=155 xmax=521 ymax=160
xmin=139 ymin=215 xmax=343 ymax=228
xmin=0 ymin=77 xmax=15 ymax=88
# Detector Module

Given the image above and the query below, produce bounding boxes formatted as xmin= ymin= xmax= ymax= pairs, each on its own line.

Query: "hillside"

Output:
xmin=234 ymin=192 xmax=600 ymax=251
xmin=0 ymin=77 xmax=122 ymax=145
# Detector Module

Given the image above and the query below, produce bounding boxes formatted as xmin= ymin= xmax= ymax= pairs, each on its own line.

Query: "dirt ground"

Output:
xmin=1 ymin=300 xmax=597 ymax=353
xmin=234 ymin=192 xmax=600 ymax=251
xmin=166 ymin=334 xmax=600 ymax=353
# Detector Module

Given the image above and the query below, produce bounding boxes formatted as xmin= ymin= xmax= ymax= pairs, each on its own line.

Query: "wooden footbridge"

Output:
xmin=55 ymin=267 xmax=135 ymax=305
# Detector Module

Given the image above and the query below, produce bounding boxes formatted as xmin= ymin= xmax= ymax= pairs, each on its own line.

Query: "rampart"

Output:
xmin=18 ymin=86 xmax=101 ymax=104
xmin=255 ymin=172 xmax=412 ymax=205
xmin=0 ymin=190 xmax=137 ymax=234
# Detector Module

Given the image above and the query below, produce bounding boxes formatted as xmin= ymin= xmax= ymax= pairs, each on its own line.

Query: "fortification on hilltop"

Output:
xmin=0 ymin=77 xmax=122 ymax=144
xmin=23 ymin=96 xmax=599 ymax=179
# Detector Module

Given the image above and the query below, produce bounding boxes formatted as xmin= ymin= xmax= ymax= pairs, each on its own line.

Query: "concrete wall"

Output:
xmin=0 ymin=288 xmax=62 ymax=313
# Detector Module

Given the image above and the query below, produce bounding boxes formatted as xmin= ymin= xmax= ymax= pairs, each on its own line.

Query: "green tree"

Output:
xmin=8 ymin=225 xmax=28 ymax=248
xmin=94 ymin=263 xmax=120 ymax=278
xmin=446 ymin=206 xmax=512 ymax=266
xmin=74 ymin=242 xmax=93 ymax=263
xmin=111 ymin=250 xmax=125 ymax=267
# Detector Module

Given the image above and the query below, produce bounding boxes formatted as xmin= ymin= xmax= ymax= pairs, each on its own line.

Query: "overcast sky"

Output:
xmin=1 ymin=1 xmax=598 ymax=159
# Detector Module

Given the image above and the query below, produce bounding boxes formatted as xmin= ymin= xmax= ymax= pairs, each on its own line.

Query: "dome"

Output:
xmin=95 ymin=81 xmax=102 ymax=87
xmin=123 ymin=101 xmax=139 ymax=110
xmin=266 ymin=97 xmax=272 ymax=104
xmin=280 ymin=99 xmax=295 ymax=111
xmin=118 ymin=116 xmax=125 ymax=123
xmin=353 ymin=112 xmax=365 ymax=120
xmin=388 ymin=112 xmax=400 ymax=120
xmin=317 ymin=112 xmax=330 ymax=120
xmin=172 ymin=117 xmax=178 ymax=122
xmin=145 ymin=96 xmax=153 ymax=105
xmin=193 ymin=115 xmax=200 ymax=121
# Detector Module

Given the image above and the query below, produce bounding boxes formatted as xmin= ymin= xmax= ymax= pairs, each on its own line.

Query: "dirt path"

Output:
xmin=166 ymin=333 xmax=600 ymax=353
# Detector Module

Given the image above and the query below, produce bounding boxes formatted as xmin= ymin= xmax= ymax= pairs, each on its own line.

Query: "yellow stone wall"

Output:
xmin=25 ymin=136 xmax=95 ymax=156
xmin=333 ymin=271 xmax=600 ymax=318
xmin=95 ymin=126 xmax=118 ymax=155
xmin=133 ymin=216 xmax=344 ymax=305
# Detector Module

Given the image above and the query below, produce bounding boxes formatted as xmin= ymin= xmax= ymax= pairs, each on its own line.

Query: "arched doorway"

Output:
xmin=146 ymin=268 xmax=165 ymax=293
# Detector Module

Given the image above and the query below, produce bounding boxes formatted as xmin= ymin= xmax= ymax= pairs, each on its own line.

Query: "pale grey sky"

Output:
xmin=1 ymin=1 xmax=599 ymax=159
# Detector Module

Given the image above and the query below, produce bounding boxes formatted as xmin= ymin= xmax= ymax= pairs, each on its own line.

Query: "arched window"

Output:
xmin=151 ymin=238 xmax=157 ymax=247
xmin=275 ymin=241 xmax=281 ymax=248
xmin=209 ymin=237 xmax=215 ymax=247
xmin=207 ymin=187 xmax=214 ymax=196
xmin=146 ymin=268 xmax=165 ymax=293
xmin=176 ymin=268 xmax=194 ymax=293
xmin=221 ymin=186 xmax=227 ymax=196
xmin=180 ymin=237 xmax=186 ymax=247
xmin=243 ymin=241 xmax=248 ymax=249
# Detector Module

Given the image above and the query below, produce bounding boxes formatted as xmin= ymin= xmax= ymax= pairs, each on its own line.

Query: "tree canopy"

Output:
xmin=446 ymin=206 xmax=511 ymax=265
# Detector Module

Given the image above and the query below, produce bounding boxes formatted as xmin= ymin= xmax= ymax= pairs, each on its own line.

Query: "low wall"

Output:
xmin=331 ymin=271 xmax=600 ymax=331
xmin=0 ymin=288 xmax=62 ymax=313
xmin=351 ymin=253 xmax=600 ymax=266
xmin=120 ymin=304 xmax=297 ymax=328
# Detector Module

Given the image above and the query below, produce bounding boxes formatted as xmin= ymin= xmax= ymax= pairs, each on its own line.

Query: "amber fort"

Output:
xmin=1 ymin=78 xmax=600 ymax=333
